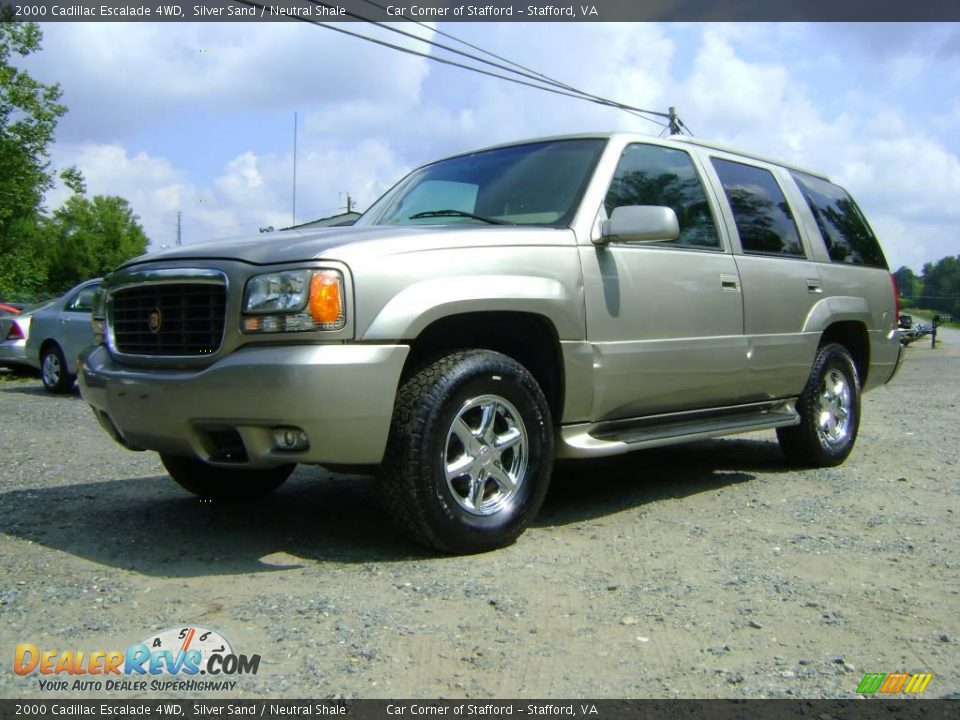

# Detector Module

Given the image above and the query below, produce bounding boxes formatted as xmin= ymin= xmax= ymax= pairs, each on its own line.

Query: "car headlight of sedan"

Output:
xmin=242 ymin=269 xmax=345 ymax=333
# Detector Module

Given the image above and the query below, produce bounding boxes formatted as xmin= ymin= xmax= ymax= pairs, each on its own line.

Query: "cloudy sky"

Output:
xmin=17 ymin=21 xmax=960 ymax=271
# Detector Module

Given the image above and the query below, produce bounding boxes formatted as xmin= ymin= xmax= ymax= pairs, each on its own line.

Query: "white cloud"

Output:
xmin=661 ymin=28 xmax=960 ymax=270
xmin=30 ymin=22 xmax=960 ymax=272
xmin=27 ymin=22 xmax=434 ymax=141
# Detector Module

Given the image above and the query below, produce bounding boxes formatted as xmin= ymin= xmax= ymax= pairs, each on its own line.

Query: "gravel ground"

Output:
xmin=1 ymin=337 xmax=957 ymax=699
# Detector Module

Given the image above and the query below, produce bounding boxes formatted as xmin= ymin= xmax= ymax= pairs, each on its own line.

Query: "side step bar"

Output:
xmin=556 ymin=400 xmax=799 ymax=459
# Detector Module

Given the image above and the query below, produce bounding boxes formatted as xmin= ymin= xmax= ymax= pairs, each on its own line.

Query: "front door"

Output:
xmin=582 ymin=143 xmax=749 ymax=422
xmin=59 ymin=282 xmax=99 ymax=372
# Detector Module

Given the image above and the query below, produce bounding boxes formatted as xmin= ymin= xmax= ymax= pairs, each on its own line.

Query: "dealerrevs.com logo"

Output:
xmin=13 ymin=626 xmax=261 ymax=692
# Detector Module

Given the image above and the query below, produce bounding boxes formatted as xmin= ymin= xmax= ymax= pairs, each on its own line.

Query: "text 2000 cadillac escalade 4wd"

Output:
xmin=79 ymin=133 xmax=902 ymax=553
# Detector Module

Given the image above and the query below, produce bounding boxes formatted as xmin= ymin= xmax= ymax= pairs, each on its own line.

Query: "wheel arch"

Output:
xmin=38 ymin=338 xmax=63 ymax=365
xmin=819 ymin=321 xmax=869 ymax=388
xmin=401 ymin=311 xmax=565 ymax=425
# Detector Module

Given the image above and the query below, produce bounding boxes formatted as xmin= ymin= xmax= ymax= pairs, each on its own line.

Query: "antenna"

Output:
xmin=292 ymin=112 xmax=298 ymax=226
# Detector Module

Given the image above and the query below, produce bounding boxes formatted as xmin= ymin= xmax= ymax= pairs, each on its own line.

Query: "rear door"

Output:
xmin=703 ymin=156 xmax=823 ymax=398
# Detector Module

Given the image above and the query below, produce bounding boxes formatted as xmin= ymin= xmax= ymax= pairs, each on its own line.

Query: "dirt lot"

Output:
xmin=1 ymin=337 xmax=957 ymax=700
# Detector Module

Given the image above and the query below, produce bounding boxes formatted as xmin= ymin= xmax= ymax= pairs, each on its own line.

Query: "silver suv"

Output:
xmin=79 ymin=133 xmax=902 ymax=553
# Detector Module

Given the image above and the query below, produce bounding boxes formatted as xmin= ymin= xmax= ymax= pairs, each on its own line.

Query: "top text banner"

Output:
xmin=2 ymin=0 xmax=959 ymax=22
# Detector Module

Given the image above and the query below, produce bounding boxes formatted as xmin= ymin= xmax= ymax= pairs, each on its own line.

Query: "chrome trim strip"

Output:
xmin=104 ymin=267 xmax=228 ymax=291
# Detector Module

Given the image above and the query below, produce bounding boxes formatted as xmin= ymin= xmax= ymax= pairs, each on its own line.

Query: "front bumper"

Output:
xmin=78 ymin=343 xmax=409 ymax=467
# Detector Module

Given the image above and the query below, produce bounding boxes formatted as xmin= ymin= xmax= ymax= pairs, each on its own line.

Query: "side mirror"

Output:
xmin=598 ymin=205 xmax=679 ymax=244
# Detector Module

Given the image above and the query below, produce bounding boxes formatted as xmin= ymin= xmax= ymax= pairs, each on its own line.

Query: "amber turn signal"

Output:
xmin=308 ymin=270 xmax=345 ymax=329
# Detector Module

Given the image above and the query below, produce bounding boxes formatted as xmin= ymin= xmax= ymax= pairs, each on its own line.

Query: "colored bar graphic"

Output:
xmin=903 ymin=673 xmax=933 ymax=694
xmin=880 ymin=672 xmax=909 ymax=693
xmin=858 ymin=672 xmax=933 ymax=694
xmin=856 ymin=673 xmax=886 ymax=694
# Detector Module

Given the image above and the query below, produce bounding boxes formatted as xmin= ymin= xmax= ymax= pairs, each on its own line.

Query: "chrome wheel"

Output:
xmin=816 ymin=368 xmax=851 ymax=445
xmin=778 ymin=343 xmax=860 ymax=468
xmin=42 ymin=351 xmax=62 ymax=388
xmin=378 ymin=350 xmax=554 ymax=552
xmin=443 ymin=394 xmax=528 ymax=516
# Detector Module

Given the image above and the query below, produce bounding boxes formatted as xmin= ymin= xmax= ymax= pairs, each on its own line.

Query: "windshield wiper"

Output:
xmin=407 ymin=209 xmax=513 ymax=225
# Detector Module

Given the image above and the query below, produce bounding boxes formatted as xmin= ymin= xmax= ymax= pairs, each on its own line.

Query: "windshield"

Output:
xmin=358 ymin=139 xmax=607 ymax=228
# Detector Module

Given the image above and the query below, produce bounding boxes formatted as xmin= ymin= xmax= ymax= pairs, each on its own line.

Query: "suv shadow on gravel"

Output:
xmin=0 ymin=437 xmax=785 ymax=572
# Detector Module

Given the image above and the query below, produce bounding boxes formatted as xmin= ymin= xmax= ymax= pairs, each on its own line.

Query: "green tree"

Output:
xmin=44 ymin=194 xmax=149 ymax=292
xmin=920 ymin=256 xmax=960 ymax=319
xmin=59 ymin=164 xmax=86 ymax=195
xmin=0 ymin=12 xmax=67 ymax=299
xmin=0 ymin=219 xmax=47 ymax=300
xmin=893 ymin=266 xmax=921 ymax=306
xmin=1 ymin=17 xmax=151 ymax=300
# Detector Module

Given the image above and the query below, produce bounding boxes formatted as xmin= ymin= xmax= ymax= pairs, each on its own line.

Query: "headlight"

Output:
xmin=243 ymin=270 xmax=311 ymax=314
xmin=242 ymin=269 xmax=345 ymax=333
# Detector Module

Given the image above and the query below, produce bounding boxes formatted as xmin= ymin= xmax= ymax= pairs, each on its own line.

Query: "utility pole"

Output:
xmin=668 ymin=106 xmax=681 ymax=135
xmin=176 ymin=211 xmax=182 ymax=246
xmin=345 ymin=193 xmax=352 ymax=213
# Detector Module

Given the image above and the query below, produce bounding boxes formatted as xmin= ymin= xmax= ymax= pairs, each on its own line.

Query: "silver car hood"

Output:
xmin=121 ymin=224 xmax=568 ymax=268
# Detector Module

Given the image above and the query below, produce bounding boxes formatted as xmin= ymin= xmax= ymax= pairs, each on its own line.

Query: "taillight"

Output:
xmin=6 ymin=322 xmax=24 ymax=341
xmin=889 ymin=273 xmax=900 ymax=322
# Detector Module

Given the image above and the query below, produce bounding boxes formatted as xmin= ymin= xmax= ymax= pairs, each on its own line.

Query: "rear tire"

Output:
xmin=777 ymin=343 xmax=860 ymax=467
xmin=160 ymin=454 xmax=294 ymax=500
xmin=40 ymin=344 xmax=74 ymax=394
xmin=377 ymin=350 xmax=554 ymax=554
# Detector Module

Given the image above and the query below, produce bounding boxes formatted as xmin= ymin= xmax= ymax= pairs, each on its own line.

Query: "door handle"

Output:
xmin=806 ymin=279 xmax=823 ymax=294
xmin=720 ymin=275 xmax=740 ymax=292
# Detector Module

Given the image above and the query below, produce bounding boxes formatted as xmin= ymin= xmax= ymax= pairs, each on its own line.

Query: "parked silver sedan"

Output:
xmin=25 ymin=279 xmax=102 ymax=393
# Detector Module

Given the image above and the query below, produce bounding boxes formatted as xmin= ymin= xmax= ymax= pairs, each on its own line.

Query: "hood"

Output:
xmin=120 ymin=224 xmax=570 ymax=268
xmin=122 ymin=226 xmax=416 ymax=267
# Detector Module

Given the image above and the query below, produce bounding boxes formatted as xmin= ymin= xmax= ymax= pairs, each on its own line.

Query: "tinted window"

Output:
xmin=605 ymin=144 xmax=719 ymax=248
xmin=790 ymin=171 xmax=887 ymax=268
xmin=712 ymin=158 xmax=804 ymax=257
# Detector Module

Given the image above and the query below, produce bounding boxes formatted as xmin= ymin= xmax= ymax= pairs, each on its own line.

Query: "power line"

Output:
xmin=230 ymin=0 xmax=674 ymax=129
xmin=320 ymin=0 xmax=668 ymax=126
xmin=357 ymin=0 xmax=578 ymax=84
xmin=677 ymin=117 xmax=695 ymax=136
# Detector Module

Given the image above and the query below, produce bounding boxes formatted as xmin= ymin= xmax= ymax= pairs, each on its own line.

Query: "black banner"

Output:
xmin=1 ymin=700 xmax=959 ymax=720
xmin=1 ymin=0 xmax=960 ymax=22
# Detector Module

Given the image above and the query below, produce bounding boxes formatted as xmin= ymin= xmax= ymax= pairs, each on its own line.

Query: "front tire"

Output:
xmin=160 ymin=454 xmax=294 ymax=500
xmin=378 ymin=350 xmax=554 ymax=554
xmin=41 ymin=344 xmax=74 ymax=394
xmin=777 ymin=343 xmax=861 ymax=467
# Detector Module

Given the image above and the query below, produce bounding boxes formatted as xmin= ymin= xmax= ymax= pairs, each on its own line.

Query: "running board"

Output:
xmin=557 ymin=401 xmax=799 ymax=459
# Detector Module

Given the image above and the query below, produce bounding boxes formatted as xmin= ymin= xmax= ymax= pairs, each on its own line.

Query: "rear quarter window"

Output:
xmin=790 ymin=171 xmax=888 ymax=269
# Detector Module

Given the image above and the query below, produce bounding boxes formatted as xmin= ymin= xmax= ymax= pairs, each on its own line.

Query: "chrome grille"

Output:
xmin=111 ymin=282 xmax=226 ymax=356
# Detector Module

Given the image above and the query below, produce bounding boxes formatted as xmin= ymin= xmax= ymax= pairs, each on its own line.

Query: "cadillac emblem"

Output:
xmin=147 ymin=308 xmax=163 ymax=334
